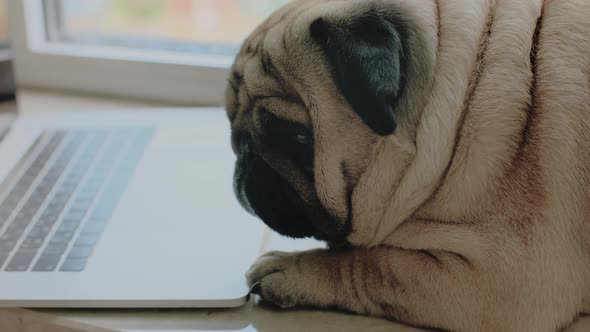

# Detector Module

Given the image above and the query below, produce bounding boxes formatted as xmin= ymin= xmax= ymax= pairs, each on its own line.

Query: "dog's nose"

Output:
xmin=234 ymin=155 xmax=317 ymax=238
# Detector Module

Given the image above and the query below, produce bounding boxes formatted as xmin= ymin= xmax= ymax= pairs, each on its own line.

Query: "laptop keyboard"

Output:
xmin=0 ymin=128 xmax=154 ymax=272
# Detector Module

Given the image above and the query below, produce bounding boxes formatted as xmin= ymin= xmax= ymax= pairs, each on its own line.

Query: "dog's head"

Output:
xmin=226 ymin=0 xmax=435 ymax=243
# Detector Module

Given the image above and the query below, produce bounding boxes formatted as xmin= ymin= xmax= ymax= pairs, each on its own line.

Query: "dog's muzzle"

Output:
xmin=234 ymin=151 xmax=318 ymax=238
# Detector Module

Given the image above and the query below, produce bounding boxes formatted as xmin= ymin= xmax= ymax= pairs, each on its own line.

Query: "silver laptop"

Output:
xmin=0 ymin=109 xmax=321 ymax=308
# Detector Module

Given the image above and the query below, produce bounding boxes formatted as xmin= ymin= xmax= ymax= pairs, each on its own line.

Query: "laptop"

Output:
xmin=0 ymin=107 xmax=321 ymax=308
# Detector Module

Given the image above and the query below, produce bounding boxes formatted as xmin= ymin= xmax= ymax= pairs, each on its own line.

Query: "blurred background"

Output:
xmin=0 ymin=0 xmax=12 ymax=101
xmin=0 ymin=1 xmax=6 ymax=44
xmin=51 ymin=0 xmax=289 ymax=54
xmin=61 ymin=1 xmax=288 ymax=45
xmin=0 ymin=0 xmax=292 ymax=105
xmin=2 ymin=0 xmax=291 ymax=48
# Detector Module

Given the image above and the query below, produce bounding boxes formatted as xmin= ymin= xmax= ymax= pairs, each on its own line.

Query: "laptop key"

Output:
xmin=63 ymin=209 xmax=86 ymax=221
xmin=0 ymin=233 xmax=14 ymax=241
xmin=0 ymin=210 xmax=12 ymax=220
xmin=13 ymin=212 xmax=31 ymax=224
xmin=67 ymin=246 xmax=93 ymax=259
xmin=42 ymin=243 xmax=68 ymax=256
xmin=37 ymin=215 xmax=58 ymax=227
xmin=72 ymin=198 xmax=94 ymax=210
xmin=49 ymin=231 xmax=75 ymax=244
xmin=0 ymin=241 xmax=16 ymax=251
xmin=4 ymin=226 xmax=25 ymax=237
xmin=56 ymin=221 xmax=79 ymax=232
xmin=81 ymin=221 xmax=107 ymax=233
xmin=73 ymin=232 xmax=100 ymax=247
xmin=45 ymin=201 xmax=63 ymax=212
xmin=28 ymin=227 xmax=52 ymax=238
xmin=32 ymin=255 xmax=61 ymax=272
xmin=20 ymin=237 xmax=45 ymax=249
xmin=0 ymin=254 xmax=9 ymax=267
xmin=5 ymin=251 xmax=37 ymax=271
xmin=60 ymin=258 xmax=88 ymax=272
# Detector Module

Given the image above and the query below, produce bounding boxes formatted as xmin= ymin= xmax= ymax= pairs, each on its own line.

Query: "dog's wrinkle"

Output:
xmin=414 ymin=217 xmax=468 ymax=226
xmin=243 ymin=86 xmax=257 ymax=118
xmin=418 ymin=248 xmax=472 ymax=269
xmin=242 ymin=1 xmax=312 ymax=106
xmin=245 ymin=37 xmax=264 ymax=56
xmin=417 ymin=249 xmax=442 ymax=266
xmin=340 ymin=161 xmax=354 ymax=238
xmin=228 ymin=100 xmax=238 ymax=124
xmin=243 ymin=38 xmax=303 ymax=117
xmin=227 ymin=70 xmax=243 ymax=123
xmin=434 ymin=0 xmax=441 ymax=57
xmin=340 ymin=160 xmax=358 ymax=190
xmin=451 ymin=251 xmax=473 ymax=268
xmin=413 ymin=2 xmax=496 ymax=210
xmin=367 ymin=140 xmax=414 ymax=245
xmin=500 ymin=3 xmax=546 ymax=244
xmin=227 ymin=78 xmax=239 ymax=95
xmin=278 ymin=4 xmax=320 ymax=93
xmin=512 ymin=8 xmax=544 ymax=167
xmin=259 ymin=36 xmax=289 ymax=94
xmin=231 ymin=70 xmax=243 ymax=85
xmin=261 ymin=50 xmax=274 ymax=75
xmin=250 ymin=94 xmax=303 ymax=109
xmin=348 ymin=251 xmax=369 ymax=313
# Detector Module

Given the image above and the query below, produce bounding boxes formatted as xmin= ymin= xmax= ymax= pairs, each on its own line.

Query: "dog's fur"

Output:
xmin=225 ymin=0 xmax=590 ymax=331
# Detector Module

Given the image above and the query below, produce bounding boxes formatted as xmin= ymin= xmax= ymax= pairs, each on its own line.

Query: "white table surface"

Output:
xmin=2 ymin=90 xmax=590 ymax=332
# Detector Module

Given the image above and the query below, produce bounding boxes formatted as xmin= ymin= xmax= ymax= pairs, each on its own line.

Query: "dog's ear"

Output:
xmin=310 ymin=11 xmax=405 ymax=136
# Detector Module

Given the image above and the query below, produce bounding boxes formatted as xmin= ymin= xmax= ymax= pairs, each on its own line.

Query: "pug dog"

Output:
xmin=225 ymin=0 xmax=590 ymax=331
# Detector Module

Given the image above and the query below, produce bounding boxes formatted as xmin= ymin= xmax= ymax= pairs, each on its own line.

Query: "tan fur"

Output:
xmin=228 ymin=0 xmax=590 ymax=331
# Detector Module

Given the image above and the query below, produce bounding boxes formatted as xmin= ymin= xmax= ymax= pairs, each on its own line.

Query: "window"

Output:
xmin=7 ymin=1 xmax=288 ymax=105
xmin=49 ymin=1 xmax=288 ymax=55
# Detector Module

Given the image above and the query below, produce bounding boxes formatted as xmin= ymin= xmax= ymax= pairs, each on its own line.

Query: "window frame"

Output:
xmin=7 ymin=0 xmax=233 ymax=106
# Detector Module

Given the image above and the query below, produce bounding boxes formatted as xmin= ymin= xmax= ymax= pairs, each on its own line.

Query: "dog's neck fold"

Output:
xmin=348 ymin=0 xmax=496 ymax=247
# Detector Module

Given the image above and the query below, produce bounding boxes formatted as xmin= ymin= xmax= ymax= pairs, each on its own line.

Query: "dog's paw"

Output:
xmin=246 ymin=251 xmax=305 ymax=309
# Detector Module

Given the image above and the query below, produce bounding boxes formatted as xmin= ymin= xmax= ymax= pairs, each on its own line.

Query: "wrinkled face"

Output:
xmin=226 ymin=56 xmax=331 ymax=239
xmin=226 ymin=37 xmax=340 ymax=241
xmin=225 ymin=0 xmax=432 ymax=242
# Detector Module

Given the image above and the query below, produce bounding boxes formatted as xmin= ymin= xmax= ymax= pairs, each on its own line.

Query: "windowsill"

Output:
xmin=14 ymin=88 xmax=177 ymax=114
xmin=34 ymin=41 xmax=233 ymax=68
xmin=0 ymin=88 xmax=187 ymax=136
